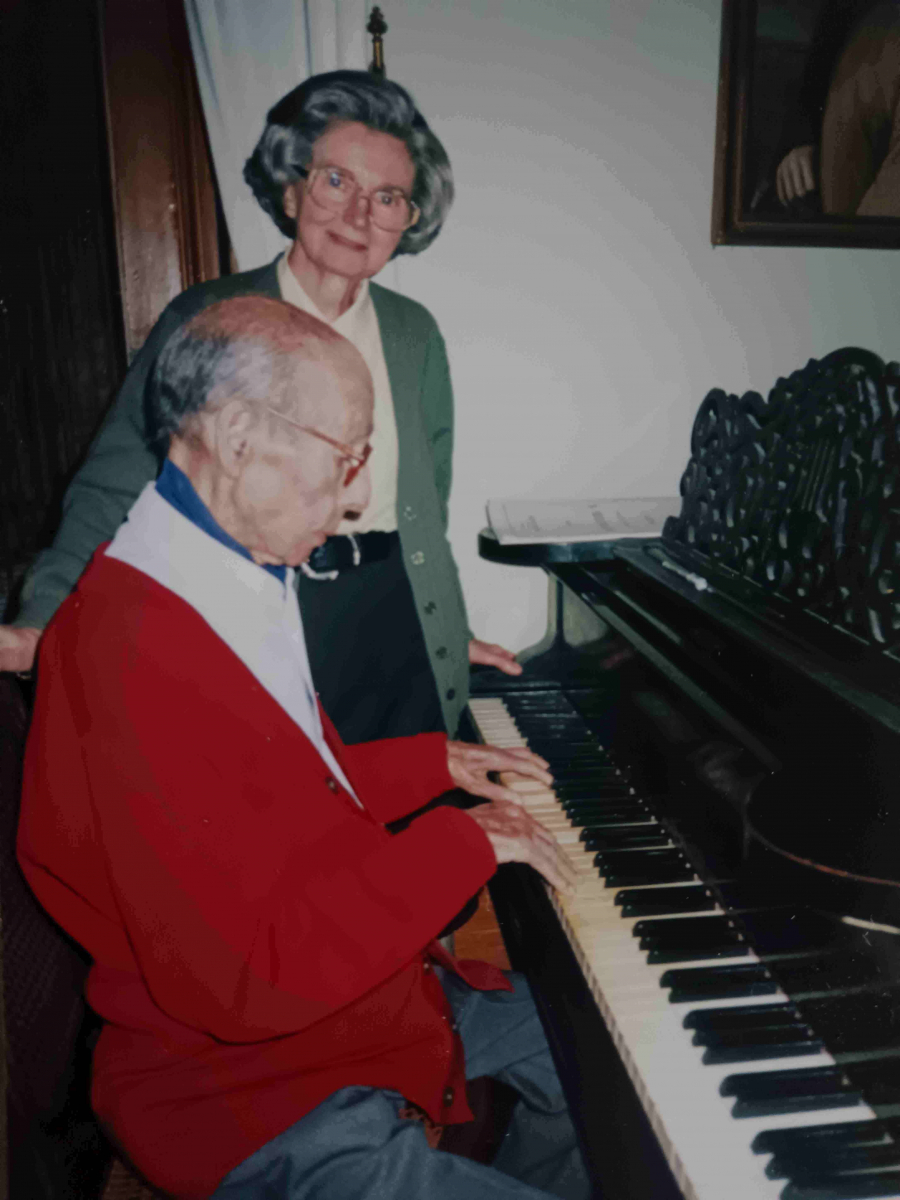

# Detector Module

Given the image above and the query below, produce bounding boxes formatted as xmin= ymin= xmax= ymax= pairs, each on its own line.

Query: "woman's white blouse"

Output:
xmin=277 ymin=255 xmax=399 ymax=534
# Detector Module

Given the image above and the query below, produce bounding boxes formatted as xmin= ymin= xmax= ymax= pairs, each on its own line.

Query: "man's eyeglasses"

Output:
xmin=295 ymin=164 xmax=420 ymax=233
xmin=259 ymin=404 xmax=371 ymax=487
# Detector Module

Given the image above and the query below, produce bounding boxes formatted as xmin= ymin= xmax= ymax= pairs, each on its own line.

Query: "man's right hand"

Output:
xmin=466 ymin=800 xmax=575 ymax=896
xmin=0 ymin=627 xmax=41 ymax=673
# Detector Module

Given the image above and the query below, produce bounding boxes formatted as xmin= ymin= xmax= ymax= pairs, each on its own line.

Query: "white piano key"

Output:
xmin=470 ymin=695 xmax=899 ymax=1200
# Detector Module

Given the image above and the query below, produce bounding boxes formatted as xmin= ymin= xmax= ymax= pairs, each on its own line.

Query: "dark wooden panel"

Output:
xmin=0 ymin=0 xmax=127 ymax=613
xmin=0 ymin=0 xmax=228 ymax=615
xmin=101 ymin=0 xmax=225 ymax=359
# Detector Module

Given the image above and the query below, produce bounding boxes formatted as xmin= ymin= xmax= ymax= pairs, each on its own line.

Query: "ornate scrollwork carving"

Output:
xmin=663 ymin=348 xmax=900 ymax=654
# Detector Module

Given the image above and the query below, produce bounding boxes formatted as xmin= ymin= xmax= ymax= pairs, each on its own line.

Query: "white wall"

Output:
xmin=380 ymin=0 xmax=900 ymax=652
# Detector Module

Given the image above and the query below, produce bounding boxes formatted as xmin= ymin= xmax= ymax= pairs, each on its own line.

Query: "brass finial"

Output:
xmin=367 ymin=7 xmax=387 ymax=79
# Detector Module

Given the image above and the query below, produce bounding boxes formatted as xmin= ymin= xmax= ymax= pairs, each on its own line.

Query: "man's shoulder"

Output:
xmin=57 ymin=552 xmax=195 ymax=643
xmin=51 ymin=554 xmax=245 ymax=710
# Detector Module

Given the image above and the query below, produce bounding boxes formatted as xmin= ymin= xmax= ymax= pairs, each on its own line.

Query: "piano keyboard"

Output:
xmin=469 ymin=691 xmax=900 ymax=1200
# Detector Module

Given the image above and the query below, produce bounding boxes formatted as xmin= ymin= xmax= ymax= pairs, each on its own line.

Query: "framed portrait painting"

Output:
xmin=712 ymin=0 xmax=900 ymax=247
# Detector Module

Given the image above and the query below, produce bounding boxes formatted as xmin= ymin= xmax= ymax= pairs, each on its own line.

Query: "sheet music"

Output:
xmin=486 ymin=496 xmax=681 ymax=545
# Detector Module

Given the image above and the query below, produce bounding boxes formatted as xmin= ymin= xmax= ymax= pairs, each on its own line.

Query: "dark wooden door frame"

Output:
xmin=100 ymin=0 xmax=225 ymax=361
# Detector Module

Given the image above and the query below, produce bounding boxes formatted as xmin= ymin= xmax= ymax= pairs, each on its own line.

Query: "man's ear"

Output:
xmin=213 ymin=401 xmax=256 ymax=478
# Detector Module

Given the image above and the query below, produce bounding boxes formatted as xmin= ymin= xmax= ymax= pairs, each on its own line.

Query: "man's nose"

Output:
xmin=343 ymin=459 xmax=371 ymax=516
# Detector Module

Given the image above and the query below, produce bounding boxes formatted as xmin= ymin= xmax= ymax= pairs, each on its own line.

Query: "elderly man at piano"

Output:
xmin=17 ymin=296 xmax=589 ymax=1200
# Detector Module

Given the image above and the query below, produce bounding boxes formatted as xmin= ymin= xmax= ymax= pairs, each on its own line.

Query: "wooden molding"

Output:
xmin=100 ymin=0 xmax=222 ymax=359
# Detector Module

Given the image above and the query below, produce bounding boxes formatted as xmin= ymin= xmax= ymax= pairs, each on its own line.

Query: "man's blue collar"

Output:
xmin=155 ymin=460 xmax=287 ymax=583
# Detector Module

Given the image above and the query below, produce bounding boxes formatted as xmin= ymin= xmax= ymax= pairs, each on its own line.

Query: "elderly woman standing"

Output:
xmin=0 ymin=71 xmax=518 ymax=741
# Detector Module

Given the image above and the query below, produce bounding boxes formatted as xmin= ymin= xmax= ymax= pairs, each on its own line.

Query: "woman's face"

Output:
xmin=284 ymin=121 xmax=416 ymax=282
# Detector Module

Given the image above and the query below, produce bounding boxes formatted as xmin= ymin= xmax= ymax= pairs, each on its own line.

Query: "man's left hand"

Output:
xmin=446 ymin=741 xmax=551 ymax=804
xmin=468 ymin=638 xmax=522 ymax=676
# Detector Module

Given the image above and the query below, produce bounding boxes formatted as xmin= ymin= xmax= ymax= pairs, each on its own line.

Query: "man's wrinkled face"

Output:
xmin=233 ymin=350 xmax=373 ymax=566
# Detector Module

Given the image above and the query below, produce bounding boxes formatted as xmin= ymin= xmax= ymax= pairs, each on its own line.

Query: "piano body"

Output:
xmin=469 ymin=348 xmax=900 ymax=1200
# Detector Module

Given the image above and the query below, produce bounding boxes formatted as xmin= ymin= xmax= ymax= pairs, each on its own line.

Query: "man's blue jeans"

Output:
xmin=212 ymin=973 xmax=592 ymax=1199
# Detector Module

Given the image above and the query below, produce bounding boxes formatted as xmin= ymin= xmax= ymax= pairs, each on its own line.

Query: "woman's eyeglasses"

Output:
xmin=295 ymin=164 xmax=420 ymax=233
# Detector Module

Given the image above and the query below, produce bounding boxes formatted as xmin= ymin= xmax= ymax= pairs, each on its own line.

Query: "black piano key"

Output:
xmin=544 ymin=762 xmax=622 ymax=777
xmin=651 ymin=943 xmax=748 ymax=966
xmin=752 ymin=1119 xmax=899 ymax=1157
xmin=660 ymin=962 xmax=778 ymax=1002
xmin=634 ymin=914 xmax=734 ymax=942
xmin=540 ymin=756 xmax=614 ymax=770
xmin=636 ymin=915 xmax=747 ymax=964
xmin=566 ymin=796 xmax=643 ymax=816
xmin=719 ymin=1065 xmax=862 ymax=1118
xmin=560 ymin=786 xmax=641 ymax=803
xmin=699 ymin=1025 xmax=823 ymax=1064
xmin=512 ymin=715 xmax=586 ymax=728
xmin=581 ymin=826 xmax=668 ymax=850
xmin=768 ymin=1141 xmax=900 ymax=1181
xmin=781 ymin=1171 xmax=900 ymax=1200
xmin=616 ymin=885 xmax=714 ymax=917
xmin=569 ymin=807 xmax=649 ymax=828
xmin=521 ymin=740 xmax=600 ymax=756
xmin=596 ymin=848 xmax=693 ymax=887
xmin=554 ymin=783 xmax=636 ymax=800
xmin=511 ymin=736 xmax=594 ymax=749
xmin=684 ymin=1001 xmax=798 ymax=1032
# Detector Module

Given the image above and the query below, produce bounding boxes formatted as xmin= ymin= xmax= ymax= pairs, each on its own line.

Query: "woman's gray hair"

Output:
xmin=244 ymin=70 xmax=453 ymax=258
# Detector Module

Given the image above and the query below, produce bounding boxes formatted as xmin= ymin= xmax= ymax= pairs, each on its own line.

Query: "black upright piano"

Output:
xmin=470 ymin=348 xmax=900 ymax=1200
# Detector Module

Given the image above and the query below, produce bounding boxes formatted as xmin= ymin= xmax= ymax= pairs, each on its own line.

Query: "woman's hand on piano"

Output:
xmin=467 ymin=638 xmax=523 ymax=676
xmin=0 ymin=626 xmax=41 ymax=675
xmin=446 ymin=741 xmax=552 ymax=804
xmin=465 ymin=799 xmax=576 ymax=895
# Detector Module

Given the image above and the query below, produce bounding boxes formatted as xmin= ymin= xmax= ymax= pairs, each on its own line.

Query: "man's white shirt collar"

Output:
xmin=106 ymin=484 xmax=357 ymax=799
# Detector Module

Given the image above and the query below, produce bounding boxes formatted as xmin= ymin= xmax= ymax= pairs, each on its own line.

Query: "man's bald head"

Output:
xmin=148 ymin=295 xmax=374 ymax=568
xmin=148 ymin=295 xmax=368 ymax=445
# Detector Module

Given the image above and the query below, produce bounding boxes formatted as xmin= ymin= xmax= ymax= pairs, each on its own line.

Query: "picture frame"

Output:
xmin=712 ymin=0 xmax=900 ymax=248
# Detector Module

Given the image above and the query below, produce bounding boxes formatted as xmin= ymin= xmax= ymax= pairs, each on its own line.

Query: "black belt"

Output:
xmin=304 ymin=530 xmax=396 ymax=578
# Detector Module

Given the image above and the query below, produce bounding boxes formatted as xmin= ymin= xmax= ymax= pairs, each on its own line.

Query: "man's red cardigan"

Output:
xmin=17 ymin=555 xmax=504 ymax=1199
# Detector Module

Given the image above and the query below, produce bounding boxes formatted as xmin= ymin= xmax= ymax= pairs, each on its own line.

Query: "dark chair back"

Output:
xmin=0 ymin=675 xmax=109 ymax=1198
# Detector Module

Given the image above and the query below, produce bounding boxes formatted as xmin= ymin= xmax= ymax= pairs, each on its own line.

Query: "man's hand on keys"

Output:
xmin=465 ymin=799 xmax=576 ymax=896
xmin=444 ymin=741 xmax=574 ymax=894
xmin=445 ymin=741 xmax=551 ymax=804
xmin=0 ymin=627 xmax=40 ymax=674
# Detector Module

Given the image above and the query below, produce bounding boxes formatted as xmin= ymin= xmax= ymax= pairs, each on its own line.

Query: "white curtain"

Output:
xmin=185 ymin=0 xmax=369 ymax=271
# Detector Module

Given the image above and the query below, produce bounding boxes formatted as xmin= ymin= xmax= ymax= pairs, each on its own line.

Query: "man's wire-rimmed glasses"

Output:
xmin=259 ymin=404 xmax=372 ymax=487
xmin=295 ymin=164 xmax=420 ymax=232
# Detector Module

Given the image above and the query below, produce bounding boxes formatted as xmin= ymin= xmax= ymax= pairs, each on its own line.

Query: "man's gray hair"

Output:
xmin=147 ymin=296 xmax=343 ymax=447
xmin=243 ymin=70 xmax=453 ymax=258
